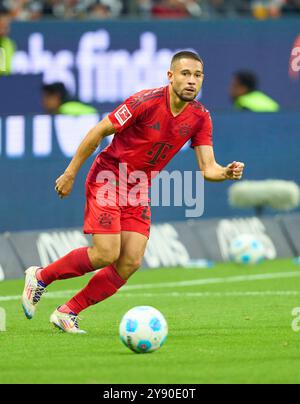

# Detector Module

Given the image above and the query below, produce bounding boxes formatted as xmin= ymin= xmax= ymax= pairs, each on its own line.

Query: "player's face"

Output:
xmin=168 ymin=58 xmax=204 ymax=102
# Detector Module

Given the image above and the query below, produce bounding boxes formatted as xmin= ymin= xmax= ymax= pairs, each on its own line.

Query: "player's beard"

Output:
xmin=173 ymin=86 xmax=197 ymax=102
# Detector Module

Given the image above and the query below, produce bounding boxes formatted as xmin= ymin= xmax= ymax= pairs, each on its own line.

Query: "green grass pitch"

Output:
xmin=0 ymin=259 xmax=300 ymax=384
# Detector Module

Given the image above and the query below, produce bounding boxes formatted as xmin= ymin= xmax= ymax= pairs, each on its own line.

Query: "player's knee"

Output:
xmin=115 ymin=255 xmax=142 ymax=281
xmin=101 ymin=248 xmax=120 ymax=266
xmin=117 ymin=264 xmax=140 ymax=281
xmin=130 ymin=259 xmax=142 ymax=271
xmin=91 ymin=246 xmax=120 ymax=267
xmin=123 ymin=255 xmax=143 ymax=272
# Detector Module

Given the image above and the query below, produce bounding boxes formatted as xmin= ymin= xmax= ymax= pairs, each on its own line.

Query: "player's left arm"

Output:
xmin=194 ymin=145 xmax=245 ymax=182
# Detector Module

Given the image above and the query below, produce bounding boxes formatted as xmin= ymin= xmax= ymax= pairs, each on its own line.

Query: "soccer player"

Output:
xmin=22 ymin=51 xmax=244 ymax=333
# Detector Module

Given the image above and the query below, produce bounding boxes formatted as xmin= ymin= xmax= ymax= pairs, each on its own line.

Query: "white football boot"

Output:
xmin=50 ymin=309 xmax=87 ymax=334
xmin=22 ymin=266 xmax=46 ymax=320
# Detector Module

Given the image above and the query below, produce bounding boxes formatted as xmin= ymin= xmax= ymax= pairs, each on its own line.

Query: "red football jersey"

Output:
xmin=88 ymin=86 xmax=213 ymax=185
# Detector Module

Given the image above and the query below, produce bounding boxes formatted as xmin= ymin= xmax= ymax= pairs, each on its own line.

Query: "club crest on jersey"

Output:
xmin=115 ymin=105 xmax=132 ymax=126
xmin=99 ymin=213 xmax=113 ymax=229
xmin=179 ymin=123 xmax=192 ymax=137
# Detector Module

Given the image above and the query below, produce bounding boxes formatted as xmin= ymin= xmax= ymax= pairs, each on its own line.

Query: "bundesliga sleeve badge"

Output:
xmin=114 ymin=105 xmax=132 ymax=126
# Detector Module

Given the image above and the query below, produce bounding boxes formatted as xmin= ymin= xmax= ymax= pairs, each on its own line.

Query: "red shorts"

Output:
xmin=83 ymin=180 xmax=151 ymax=238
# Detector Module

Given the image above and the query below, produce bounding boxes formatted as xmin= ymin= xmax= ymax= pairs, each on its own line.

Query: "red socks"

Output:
xmin=36 ymin=247 xmax=126 ymax=315
xmin=37 ymin=247 xmax=94 ymax=286
xmin=63 ymin=264 xmax=126 ymax=315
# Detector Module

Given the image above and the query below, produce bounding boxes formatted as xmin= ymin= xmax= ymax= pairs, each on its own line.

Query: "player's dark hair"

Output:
xmin=234 ymin=71 xmax=258 ymax=92
xmin=171 ymin=51 xmax=204 ymax=69
xmin=42 ymin=82 xmax=69 ymax=103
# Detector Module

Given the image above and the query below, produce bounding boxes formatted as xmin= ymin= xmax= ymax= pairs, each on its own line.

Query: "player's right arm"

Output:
xmin=55 ymin=116 xmax=115 ymax=199
xmin=56 ymin=89 xmax=149 ymax=198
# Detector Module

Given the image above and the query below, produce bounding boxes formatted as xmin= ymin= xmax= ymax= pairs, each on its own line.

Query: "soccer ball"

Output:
xmin=229 ymin=234 xmax=265 ymax=265
xmin=119 ymin=306 xmax=168 ymax=354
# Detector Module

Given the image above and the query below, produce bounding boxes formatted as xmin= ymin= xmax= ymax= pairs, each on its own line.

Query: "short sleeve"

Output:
xmin=190 ymin=112 xmax=213 ymax=148
xmin=108 ymin=94 xmax=145 ymax=134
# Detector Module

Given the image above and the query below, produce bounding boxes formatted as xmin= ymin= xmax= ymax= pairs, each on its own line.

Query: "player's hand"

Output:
xmin=55 ymin=171 xmax=75 ymax=199
xmin=225 ymin=161 xmax=245 ymax=181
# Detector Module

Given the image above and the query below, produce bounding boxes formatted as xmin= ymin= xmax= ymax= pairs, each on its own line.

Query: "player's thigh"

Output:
xmin=120 ymin=204 xmax=151 ymax=239
xmin=115 ymin=231 xmax=149 ymax=278
xmin=84 ymin=180 xmax=121 ymax=235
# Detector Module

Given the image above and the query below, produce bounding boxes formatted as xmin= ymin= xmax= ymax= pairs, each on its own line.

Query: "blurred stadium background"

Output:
xmin=0 ymin=0 xmax=300 ymax=279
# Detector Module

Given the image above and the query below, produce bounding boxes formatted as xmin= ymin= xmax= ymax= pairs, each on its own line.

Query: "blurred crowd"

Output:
xmin=0 ymin=0 xmax=299 ymax=20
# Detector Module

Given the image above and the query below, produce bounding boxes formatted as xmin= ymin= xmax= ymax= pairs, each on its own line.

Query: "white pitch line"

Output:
xmin=122 ymin=271 xmax=300 ymax=290
xmin=0 ymin=271 xmax=300 ymax=302
xmin=1 ymin=290 xmax=300 ymax=302
xmin=118 ymin=291 xmax=300 ymax=298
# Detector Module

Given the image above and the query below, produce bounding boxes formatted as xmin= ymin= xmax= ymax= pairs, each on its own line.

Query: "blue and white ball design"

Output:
xmin=229 ymin=234 xmax=266 ymax=265
xmin=119 ymin=306 xmax=168 ymax=353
